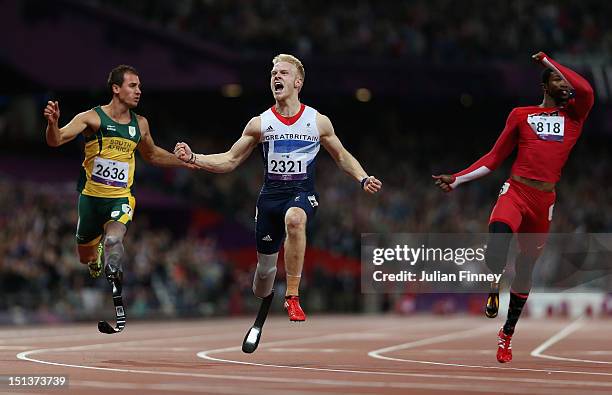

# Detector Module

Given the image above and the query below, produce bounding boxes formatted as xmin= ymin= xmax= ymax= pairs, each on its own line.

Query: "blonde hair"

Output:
xmin=272 ymin=54 xmax=305 ymax=82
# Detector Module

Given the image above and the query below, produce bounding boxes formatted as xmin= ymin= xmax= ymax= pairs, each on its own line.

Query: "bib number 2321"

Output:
xmin=92 ymin=157 xmax=129 ymax=188
xmin=268 ymin=153 xmax=307 ymax=181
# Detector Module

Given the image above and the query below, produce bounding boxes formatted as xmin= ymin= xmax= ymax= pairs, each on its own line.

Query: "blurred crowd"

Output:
xmin=2 ymin=0 xmax=612 ymax=322
xmin=1 ymin=128 xmax=611 ymax=322
xmin=94 ymin=0 xmax=612 ymax=61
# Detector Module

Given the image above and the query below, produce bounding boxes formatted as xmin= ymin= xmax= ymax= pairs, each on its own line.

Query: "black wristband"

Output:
xmin=360 ymin=177 xmax=369 ymax=190
xmin=188 ymin=153 xmax=196 ymax=164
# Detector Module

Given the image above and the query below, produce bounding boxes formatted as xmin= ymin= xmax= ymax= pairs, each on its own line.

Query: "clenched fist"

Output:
xmin=432 ymin=174 xmax=455 ymax=193
xmin=43 ymin=101 xmax=60 ymax=124
xmin=174 ymin=142 xmax=193 ymax=163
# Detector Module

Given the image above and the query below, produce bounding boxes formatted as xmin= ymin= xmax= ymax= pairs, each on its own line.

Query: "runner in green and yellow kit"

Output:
xmin=44 ymin=65 xmax=191 ymax=332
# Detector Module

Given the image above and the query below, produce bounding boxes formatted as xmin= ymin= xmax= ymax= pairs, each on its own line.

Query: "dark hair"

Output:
xmin=107 ymin=65 xmax=138 ymax=94
xmin=541 ymin=68 xmax=554 ymax=84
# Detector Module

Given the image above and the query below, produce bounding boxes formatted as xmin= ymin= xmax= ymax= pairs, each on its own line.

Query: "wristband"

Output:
xmin=360 ymin=177 xmax=369 ymax=190
xmin=188 ymin=153 xmax=196 ymax=164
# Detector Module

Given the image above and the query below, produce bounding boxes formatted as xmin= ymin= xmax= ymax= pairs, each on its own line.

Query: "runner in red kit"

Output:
xmin=433 ymin=52 xmax=594 ymax=363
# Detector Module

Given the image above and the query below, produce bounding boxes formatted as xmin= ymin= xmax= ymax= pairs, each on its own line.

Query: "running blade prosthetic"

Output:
xmin=98 ymin=264 xmax=126 ymax=334
xmin=242 ymin=291 xmax=274 ymax=353
xmin=485 ymin=292 xmax=499 ymax=318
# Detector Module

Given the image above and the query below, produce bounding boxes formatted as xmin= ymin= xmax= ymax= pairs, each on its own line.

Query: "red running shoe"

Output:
xmin=497 ymin=327 xmax=513 ymax=363
xmin=284 ymin=296 xmax=306 ymax=322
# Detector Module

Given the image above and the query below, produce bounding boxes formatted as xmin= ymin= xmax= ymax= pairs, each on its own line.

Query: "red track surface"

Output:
xmin=1 ymin=315 xmax=611 ymax=395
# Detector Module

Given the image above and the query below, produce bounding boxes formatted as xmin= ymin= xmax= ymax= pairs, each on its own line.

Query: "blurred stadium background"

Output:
xmin=1 ymin=0 xmax=611 ymax=325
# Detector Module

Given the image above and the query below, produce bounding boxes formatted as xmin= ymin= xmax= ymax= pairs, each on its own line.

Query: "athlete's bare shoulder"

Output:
xmin=78 ymin=108 xmax=102 ymax=136
xmin=135 ymin=113 xmax=150 ymax=135
xmin=243 ymin=116 xmax=262 ymax=138
xmin=80 ymin=108 xmax=101 ymax=123
xmin=315 ymin=111 xmax=333 ymax=137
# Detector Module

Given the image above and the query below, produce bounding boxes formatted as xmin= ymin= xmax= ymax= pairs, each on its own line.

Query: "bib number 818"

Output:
xmin=532 ymin=121 xmax=562 ymax=134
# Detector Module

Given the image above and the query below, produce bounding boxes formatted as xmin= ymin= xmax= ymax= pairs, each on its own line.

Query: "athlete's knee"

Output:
xmin=285 ymin=209 xmax=306 ymax=235
xmin=104 ymin=234 xmax=123 ymax=249
xmin=253 ymin=252 xmax=278 ymax=298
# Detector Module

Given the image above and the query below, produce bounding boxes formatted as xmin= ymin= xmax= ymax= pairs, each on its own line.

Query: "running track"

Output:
xmin=1 ymin=315 xmax=611 ymax=394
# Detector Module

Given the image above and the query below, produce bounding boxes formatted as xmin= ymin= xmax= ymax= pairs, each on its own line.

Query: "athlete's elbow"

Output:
xmin=46 ymin=137 xmax=61 ymax=147
xmin=141 ymin=152 xmax=155 ymax=164
xmin=578 ymin=83 xmax=594 ymax=100
xmin=334 ymin=153 xmax=348 ymax=168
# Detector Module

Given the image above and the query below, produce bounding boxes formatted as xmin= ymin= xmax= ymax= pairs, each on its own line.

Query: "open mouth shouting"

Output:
xmin=273 ymin=80 xmax=284 ymax=94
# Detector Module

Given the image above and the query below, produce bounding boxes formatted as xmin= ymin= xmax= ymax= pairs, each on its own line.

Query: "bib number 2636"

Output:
xmin=92 ymin=157 xmax=129 ymax=188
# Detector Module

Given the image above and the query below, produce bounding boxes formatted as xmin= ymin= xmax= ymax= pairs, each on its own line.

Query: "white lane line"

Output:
xmin=531 ymin=317 xmax=585 ymax=359
xmin=368 ymin=326 xmax=492 ymax=356
xmin=15 ymin=322 xmax=547 ymax=392
xmin=531 ymin=317 xmax=612 ymax=364
xmin=13 ymin=334 xmax=525 ymax=393
xmin=367 ymin=320 xmax=612 ymax=377
xmin=199 ymin=324 xmax=612 ymax=386
xmin=17 ymin=320 xmax=612 ymax=390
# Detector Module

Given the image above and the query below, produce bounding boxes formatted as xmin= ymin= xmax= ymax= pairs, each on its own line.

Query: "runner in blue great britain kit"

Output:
xmin=174 ymin=54 xmax=382 ymax=352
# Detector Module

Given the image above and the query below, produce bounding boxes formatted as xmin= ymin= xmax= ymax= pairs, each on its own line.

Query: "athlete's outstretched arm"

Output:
xmin=44 ymin=101 xmax=95 ymax=147
xmin=137 ymin=116 xmax=193 ymax=168
xmin=318 ymin=113 xmax=382 ymax=194
xmin=174 ymin=117 xmax=261 ymax=173
xmin=533 ymin=52 xmax=594 ymax=120
xmin=433 ymin=109 xmax=519 ymax=192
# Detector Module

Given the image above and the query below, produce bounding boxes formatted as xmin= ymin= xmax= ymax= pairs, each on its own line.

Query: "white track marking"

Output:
xmin=15 ymin=342 xmax=549 ymax=393
xmin=198 ymin=324 xmax=612 ymax=386
xmin=531 ymin=317 xmax=612 ymax=364
xmin=15 ymin=319 xmax=612 ymax=391
xmin=368 ymin=320 xmax=612 ymax=377
xmin=531 ymin=317 xmax=585 ymax=359
xmin=368 ymin=325 xmax=492 ymax=356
